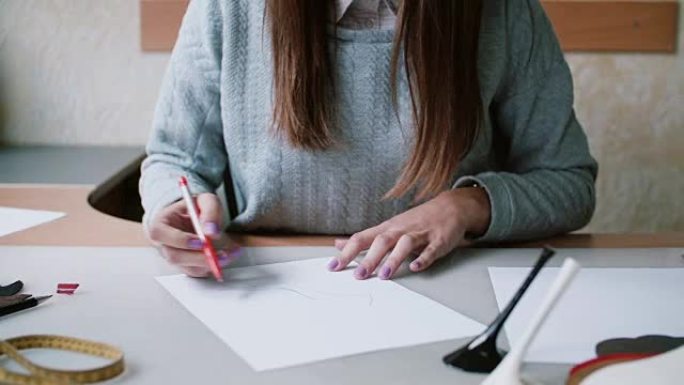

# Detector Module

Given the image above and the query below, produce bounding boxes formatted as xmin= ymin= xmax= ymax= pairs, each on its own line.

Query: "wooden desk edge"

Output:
xmin=231 ymin=233 xmax=684 ymax=248
xmin=1 ymin=185 xmax=682 ymax=248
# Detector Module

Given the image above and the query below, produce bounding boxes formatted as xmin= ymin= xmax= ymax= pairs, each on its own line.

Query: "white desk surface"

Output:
xmin=2 ymin=246 xmax=683 ymax=385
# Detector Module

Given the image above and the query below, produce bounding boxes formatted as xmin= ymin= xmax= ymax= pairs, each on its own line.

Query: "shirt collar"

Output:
xmin=334 ymin=0 xmax=398 ymax=23
xmin=335 ymin=0 xmax=354 ymax=22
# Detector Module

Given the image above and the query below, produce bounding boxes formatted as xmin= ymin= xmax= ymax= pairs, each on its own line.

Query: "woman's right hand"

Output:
xmin=146 ymin=193 xmax=240 ymax=277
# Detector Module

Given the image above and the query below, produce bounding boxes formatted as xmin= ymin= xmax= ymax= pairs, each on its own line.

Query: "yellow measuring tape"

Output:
xmin=0 ymin=335 xmax=124 ymax=385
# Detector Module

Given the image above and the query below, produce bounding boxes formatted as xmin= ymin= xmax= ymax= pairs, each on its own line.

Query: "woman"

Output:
xmin=140 ymin=0 xmax=597 ymax=280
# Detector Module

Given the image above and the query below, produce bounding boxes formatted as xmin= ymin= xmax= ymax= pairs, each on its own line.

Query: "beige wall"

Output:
xmin=0 ymin=0 xmax=169 ymax=145
xmin=0 ymin=0 xmax=682 ymax=232
xmin=568 ymin=48 xmax=684 ymax=233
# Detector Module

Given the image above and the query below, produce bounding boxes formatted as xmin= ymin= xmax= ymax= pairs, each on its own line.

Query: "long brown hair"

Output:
xmin=266 ymin=0 xmax=483 ymax=200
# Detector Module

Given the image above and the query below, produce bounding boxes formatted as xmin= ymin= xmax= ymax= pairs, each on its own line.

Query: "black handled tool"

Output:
xmin=443 ymin=247 xmax=556 ymax=373
xmin=0 ymin=295 xmax=52 ymax=317
xmin=0 ymin=280 xmax=23 ymax=296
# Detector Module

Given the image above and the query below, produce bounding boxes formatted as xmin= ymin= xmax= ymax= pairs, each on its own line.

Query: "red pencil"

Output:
xmin=178 ymin=176 xmax=223 ymax=282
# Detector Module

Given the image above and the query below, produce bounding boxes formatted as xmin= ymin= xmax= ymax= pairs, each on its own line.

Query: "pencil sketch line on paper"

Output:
xmin=250 ymin=286 xmax=375 ymax=306
xmin=303 ymin=287 xmax=374 ymax=306
xmin=269 ymin=286 xmax=316 ymax=300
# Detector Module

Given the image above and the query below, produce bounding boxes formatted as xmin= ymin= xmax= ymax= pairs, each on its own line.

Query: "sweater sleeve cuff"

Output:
xmin=140 ymin=173 xmax=215 ymax=234
xmin=452 ymin=172 xmax=514 ymax=243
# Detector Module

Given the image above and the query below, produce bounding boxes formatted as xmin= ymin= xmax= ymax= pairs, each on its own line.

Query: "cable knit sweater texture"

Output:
xmin=140 ymin=0 xmax=598 ymax=242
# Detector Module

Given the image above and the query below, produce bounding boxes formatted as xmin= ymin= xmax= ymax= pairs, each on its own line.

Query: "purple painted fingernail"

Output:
xmin=327 ymin=258 xmax=340 ymax=271
xmin=227 ymin=247 xmax=242 ymax=260
xmin=411 ymin=261 xmax=422 ymax=270
xmin=354 ymin=266 xmax=368 ymax=280
xmin=218 ymin=251 xmax=231 ymax=267
xmin=203 ymin=222 xmax=220 ymax=235
xmin=188 ymin=238 xmax=203 ymax=249
xmin=379 ymin=265 xmax=392 ymax=280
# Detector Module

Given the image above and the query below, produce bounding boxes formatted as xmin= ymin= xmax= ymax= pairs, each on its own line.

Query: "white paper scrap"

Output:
xmin=0 ymin=206 xmax=65 ymax=237
xmin=157 ymin=257 xmax=484 ymax=371
xmin=489 ymin=267 xmax=684 ymax=364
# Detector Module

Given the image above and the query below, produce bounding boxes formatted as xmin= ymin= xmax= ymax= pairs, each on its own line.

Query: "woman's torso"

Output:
xmin=219 ymin=0 xmax=505 ymax=234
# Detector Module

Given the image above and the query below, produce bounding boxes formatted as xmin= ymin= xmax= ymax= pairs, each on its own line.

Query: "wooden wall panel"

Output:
xmin=542 ymin=0 xmax=679 ymax=52
xmin=140 ymin=0 xmax=680 ymax=52
xmin=140 ymin=0 xmax=188 ymax=51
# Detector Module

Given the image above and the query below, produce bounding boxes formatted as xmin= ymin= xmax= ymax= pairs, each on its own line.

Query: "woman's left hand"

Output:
xmin=327 ymin=187 xmax=491 ymax=280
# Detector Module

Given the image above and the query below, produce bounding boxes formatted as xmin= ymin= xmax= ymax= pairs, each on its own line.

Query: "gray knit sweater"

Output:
xmin=140 ymin=0 xmax=598 ymax=242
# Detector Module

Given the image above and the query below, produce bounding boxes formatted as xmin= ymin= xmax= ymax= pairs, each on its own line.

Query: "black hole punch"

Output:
xmin=443 ymin=247 xmax=556 ymax=373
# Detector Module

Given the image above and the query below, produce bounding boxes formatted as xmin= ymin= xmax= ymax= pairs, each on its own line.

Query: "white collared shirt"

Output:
xmin=335 ymin=0 xmax=398 ymax=30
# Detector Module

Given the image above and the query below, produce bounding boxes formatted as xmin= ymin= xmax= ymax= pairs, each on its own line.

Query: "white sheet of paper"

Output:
xmin=0 ymin=206 xmax=65 ymax=237
xmin=157 ymin=257 xmax=485 ymax=371
xmin=489 ymin=267 xmax=684 ymax=364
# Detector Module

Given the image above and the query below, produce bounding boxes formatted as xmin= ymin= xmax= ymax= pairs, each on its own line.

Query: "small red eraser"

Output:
xmin=57 ymin=283 xmax=80 ymax=294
